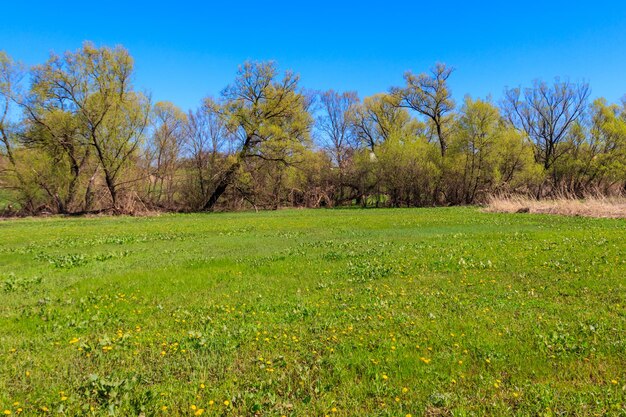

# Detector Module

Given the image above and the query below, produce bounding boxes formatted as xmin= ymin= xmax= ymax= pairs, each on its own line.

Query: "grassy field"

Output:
xmin=0 ymin=208 xmax=624 ymax=416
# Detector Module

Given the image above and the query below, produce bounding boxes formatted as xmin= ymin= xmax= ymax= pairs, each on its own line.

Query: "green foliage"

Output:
xmin=375 ymin=134 xmax=441 ymax=206
xmin=218 ymin=61 xmax=312 ymax=160
xmin=445 ymin=97 xmax=541 ymax=203
xmin=21 ymin=42 xmax=150 ymax=211
xmin=1 ymin=46 xmax=626 ymax=214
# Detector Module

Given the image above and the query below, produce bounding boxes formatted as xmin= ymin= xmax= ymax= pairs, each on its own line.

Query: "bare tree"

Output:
xmin=183 ymin=99 xmax=232 ymax=209
xmin=316 ymin=90 xmax=359 ymax=203
xmin=502 ymin=79 xmax=590 ymax=170
xmin=393 ymin=63 xmax=455 ymax=157
xmin=317 ymin=90 xmax=359 ymax=168
xmin=146 ymin=101 xmax=186 ymax=206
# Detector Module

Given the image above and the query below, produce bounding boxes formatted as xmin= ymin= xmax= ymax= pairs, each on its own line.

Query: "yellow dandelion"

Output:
xmin=194 ymin=409 xmax=204 ymax=416
xmin=161 ymin=405 xmax=167 ymax=411
xmin=402 ymin=387 xmax=409 ymax=393
xmin=223 ymin=400 xmax=230 ymax=406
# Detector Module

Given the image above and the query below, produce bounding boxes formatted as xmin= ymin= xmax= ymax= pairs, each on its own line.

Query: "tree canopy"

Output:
xmin=1 ymin=43 xmax=624 ymax=215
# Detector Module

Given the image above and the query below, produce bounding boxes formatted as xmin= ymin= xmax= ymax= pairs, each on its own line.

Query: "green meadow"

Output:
xmin=0 ymin=208 xmax=624 ymax=416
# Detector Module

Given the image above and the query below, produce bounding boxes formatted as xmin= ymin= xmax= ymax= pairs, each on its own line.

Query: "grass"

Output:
xmin=486 ymin=195 xmax=626 ymax=218
xmin=0 ymin=208 xmax=624 ymax=416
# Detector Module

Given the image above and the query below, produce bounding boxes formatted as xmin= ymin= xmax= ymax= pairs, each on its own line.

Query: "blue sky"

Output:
xmin=2 ymin=1 xmax=626 ymax=112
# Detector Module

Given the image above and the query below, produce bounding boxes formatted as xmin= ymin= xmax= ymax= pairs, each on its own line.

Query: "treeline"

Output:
xmin=1 ymin=43 xmax=625 ymax=215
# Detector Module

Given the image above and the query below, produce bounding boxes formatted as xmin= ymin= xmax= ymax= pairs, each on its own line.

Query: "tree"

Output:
xmin=22 ymin=73 xmax=92 ymax=213
xmin=201 ymin=61 xmax=312 ymax=211
xmin=350 ymin=93 xmax=424 ymax=206
xmin=317 ymin=90 xmax=359 ymax=166
xmin=145 ymin=101 xmax=186 ymax=207
xmin=316 ymin=90 xmax=359 ymax=204
xmin=0 ymin=52 xmax=21 ymax=170
xmin=447 ymin=97 xmax=539 ymax=203
xmin=351 ymin=93 xmax=420 ymax=152
xmin=393 ymin=63 xmax=455 ymax=157
xmin=0 ymin=51 xmax=29 ymax=211
xmin=182 ymin=99 xmax=233 ymax=210
xmin=570 ymin=99 xmax=626 ymax=192
xmin=25 ymin=42 xmax=150 ymax=211
xmin=502 ymin=79 xmax=590 ymax=172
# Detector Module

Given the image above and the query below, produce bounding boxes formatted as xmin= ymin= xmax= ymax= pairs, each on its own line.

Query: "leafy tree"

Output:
xmin=350 ymin=93 xmax=425 ymax=205
xmin=393 ymin=63 xmax=455 ymax=157
xmin=0 ymin=51 xmax=31 ymax=211
xmin=201 ymin=61 xmax=312 ymax=210
xmin=447 ymin=97 xmax=539 ymax=203
xmin=352 ymin=93 xmax=421 ymax=152
xmin=557 ymin=99 xmax=626 ymax=193
xmin=25 ymin=42 xmax=150 ymax=211
xmin=375 ymin=133 xmax=440 ymax=207
xmin=0 ymin=52 xmax=21 ymax=170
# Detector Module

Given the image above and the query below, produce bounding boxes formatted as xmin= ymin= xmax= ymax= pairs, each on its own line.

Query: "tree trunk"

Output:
xmin=436 ymin=122 xmax=447 ymax=158
xmin=202 ymin=135 xmax=252 ymax=211
xmin=202 ymin=160 xmax=240 ymax=211
xmin=103 ymin=171 xmax=118 ymax=210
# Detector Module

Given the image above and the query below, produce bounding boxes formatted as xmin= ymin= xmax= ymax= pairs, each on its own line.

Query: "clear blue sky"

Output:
xmin=2 ymin=1 xmax=626 ymax=112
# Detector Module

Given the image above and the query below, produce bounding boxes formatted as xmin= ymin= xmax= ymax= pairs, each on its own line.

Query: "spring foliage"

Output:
xmin=1 ymin=44 xmax=625 ymax=214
